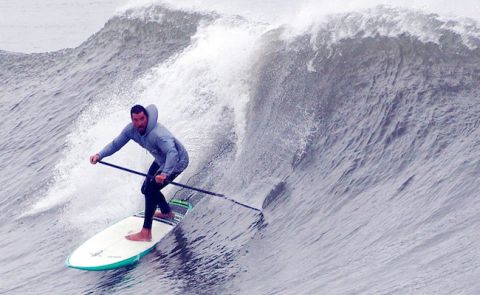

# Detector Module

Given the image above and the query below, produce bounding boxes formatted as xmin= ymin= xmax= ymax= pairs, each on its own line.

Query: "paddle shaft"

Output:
xmin=97 ymin=160 xmax=261 ymax=212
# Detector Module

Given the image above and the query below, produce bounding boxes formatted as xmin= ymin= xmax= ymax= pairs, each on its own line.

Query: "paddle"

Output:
xmin=97 ymin=160 xmax=261 ymax=212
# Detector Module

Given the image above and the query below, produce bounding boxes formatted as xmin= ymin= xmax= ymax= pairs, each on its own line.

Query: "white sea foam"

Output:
xmin=134 ymin=16 xmax=267 ymax=168
xmin=283 ymin=6 xmax=480 ymax=50
xmin=24 ymin=15 xmax=266 ymax=234
xmin=120 ymin=0 xmax=480 ymax=24
xmin=118 ymin=1 xmax=480 ymax=49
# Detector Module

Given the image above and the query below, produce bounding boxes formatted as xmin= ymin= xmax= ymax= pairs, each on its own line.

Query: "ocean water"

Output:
xmin=1 ymin=1 xmax=480 ymax=294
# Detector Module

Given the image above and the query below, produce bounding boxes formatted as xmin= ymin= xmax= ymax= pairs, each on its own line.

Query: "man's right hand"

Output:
xmin=90 ymin=154 xmax=100 ymax=164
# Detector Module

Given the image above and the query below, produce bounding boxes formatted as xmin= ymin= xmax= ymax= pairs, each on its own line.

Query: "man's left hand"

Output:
xmin=155 ymin=173 xmax=168 ymax=184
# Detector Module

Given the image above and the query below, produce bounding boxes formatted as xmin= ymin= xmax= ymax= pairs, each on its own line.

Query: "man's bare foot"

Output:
xmin=125 ymin=228 xmax=152 ymax=242
xmin=154 ymin=211 xmax=175 ymax=219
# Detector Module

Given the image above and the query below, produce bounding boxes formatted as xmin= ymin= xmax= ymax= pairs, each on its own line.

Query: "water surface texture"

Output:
xmin=1 ymin=3 xmax=480 ymax=295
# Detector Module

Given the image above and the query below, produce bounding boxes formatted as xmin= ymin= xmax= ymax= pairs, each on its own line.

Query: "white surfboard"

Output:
xmin=66 ymin=199 xmax=192 ymax=271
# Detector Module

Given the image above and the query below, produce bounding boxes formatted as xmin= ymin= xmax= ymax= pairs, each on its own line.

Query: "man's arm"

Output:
xmin=90 ymin=125 xmax=131 ymax=164
xmin=156 ymin=136 xmax=179 ymax=177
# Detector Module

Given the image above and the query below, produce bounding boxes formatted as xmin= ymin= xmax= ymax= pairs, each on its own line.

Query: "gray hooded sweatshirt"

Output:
xmin=98 ymin=104 xmax=189 ymax=176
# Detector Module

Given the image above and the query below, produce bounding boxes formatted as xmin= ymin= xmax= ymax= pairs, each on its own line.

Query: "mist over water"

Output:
xmin=122 ymin=0 xmax=480 ymax=24
xmin=1 ymin=1 xmax=480 ymax=294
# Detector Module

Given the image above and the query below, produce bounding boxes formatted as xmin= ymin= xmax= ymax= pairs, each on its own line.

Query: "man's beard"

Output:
xmin=137 ymin=126 xmax=146 ymax=135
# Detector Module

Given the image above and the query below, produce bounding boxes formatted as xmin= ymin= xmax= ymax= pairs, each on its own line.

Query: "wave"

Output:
xmin=222 ymin=6 xmax=480 ymax=294
xmin=2 ymin=4 xmax=480 ymax=294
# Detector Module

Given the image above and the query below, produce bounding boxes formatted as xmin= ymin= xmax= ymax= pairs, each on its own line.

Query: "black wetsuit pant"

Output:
xmin=141 ymin=161 xmax=180 ymax=229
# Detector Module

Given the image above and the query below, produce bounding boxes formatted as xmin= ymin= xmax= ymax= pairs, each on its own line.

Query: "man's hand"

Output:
xmin=155 ymin=173 xmax=168 ymax=184
xmin=90 ymin=154 xmax=100 ymax=164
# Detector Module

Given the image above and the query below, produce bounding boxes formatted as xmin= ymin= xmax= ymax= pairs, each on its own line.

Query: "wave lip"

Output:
xmin=279 ymin=6 xmax=480 ymax=50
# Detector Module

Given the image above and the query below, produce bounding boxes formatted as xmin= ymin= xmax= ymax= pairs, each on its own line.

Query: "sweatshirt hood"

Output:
xmin=145 ymin=104 xmax=158 ymax=135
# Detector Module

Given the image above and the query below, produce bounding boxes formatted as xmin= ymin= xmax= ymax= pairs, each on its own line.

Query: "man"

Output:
xmin=90 ymin=104 xmax=189 ymax=242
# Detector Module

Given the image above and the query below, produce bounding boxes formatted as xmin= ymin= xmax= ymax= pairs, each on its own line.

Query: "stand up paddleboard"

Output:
xmin=66 ymin=199 xmax=192 ymax=271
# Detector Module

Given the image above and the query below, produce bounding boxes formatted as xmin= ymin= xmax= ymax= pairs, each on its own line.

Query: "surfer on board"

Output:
xmin=89 ymin=104 xmax=189 ymax=242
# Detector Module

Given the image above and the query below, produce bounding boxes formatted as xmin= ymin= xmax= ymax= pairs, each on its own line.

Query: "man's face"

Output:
xmin=132 ymin=112 xmax=148 ymax=135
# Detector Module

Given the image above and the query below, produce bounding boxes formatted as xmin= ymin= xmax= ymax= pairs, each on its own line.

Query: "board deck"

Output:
xmin=66 ymin=199 xmax=192 ymax=271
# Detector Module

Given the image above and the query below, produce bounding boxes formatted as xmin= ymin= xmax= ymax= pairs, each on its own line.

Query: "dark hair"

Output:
xmin=130 ymin=105 xmax=148 ymax=118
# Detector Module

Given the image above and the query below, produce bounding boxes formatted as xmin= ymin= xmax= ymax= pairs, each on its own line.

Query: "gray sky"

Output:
xmin=0 ymin=0 xmax=127 ymax=53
